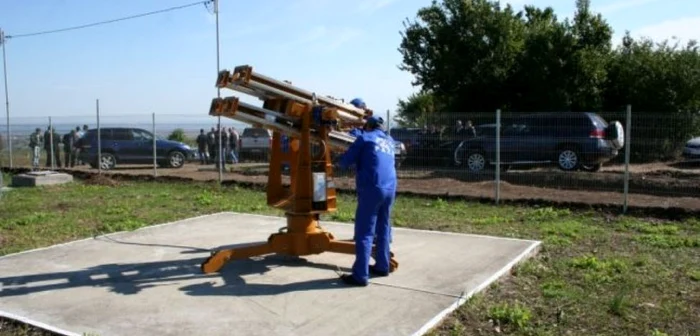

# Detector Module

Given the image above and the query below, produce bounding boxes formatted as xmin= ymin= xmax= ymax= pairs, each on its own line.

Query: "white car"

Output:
xmin=682 ymin=137 xmax=700 ymax=161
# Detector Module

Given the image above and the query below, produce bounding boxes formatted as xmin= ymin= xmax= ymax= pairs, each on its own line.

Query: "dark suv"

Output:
xmin=454 ymin=112 xmax=624 ymax=172
xmin=77 ymin=127 xmax=195 ymax=170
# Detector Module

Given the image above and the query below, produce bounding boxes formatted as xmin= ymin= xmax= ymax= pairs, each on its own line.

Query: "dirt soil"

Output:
xmin=19 ymin=162 xmax=696 ymax=218
xmin=82 ymin=174 xmax=120 ymax=187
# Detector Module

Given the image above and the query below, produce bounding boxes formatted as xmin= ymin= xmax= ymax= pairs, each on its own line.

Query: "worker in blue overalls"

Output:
xmin=336 ymin=98 xmax=398 ymax=287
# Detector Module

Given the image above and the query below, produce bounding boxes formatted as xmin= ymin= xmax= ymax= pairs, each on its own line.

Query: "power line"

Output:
xmin=6 ymin=0 xmax=214 ymax=40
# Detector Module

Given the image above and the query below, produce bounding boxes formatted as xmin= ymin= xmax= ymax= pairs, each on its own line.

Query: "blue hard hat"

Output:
xmin=349 ymin=98 xmax=366 ymax=109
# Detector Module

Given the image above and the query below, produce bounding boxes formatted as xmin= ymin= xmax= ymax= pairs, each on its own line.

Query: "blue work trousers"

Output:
xmin=352 ymin=186 xmax=395 ymax=284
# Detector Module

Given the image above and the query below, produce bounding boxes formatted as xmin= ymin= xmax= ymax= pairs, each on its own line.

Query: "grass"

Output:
xmin=0 ymin=174 xmax=699 ymax=336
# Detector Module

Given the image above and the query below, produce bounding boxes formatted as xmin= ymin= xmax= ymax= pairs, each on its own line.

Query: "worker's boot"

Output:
xmin=369 ymin=265 xmax=389 ymax=277
xmin=340 ymin=274 xmax=368 ymax=287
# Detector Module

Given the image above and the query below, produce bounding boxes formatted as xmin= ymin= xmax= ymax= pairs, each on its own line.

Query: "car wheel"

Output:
xmin=99 ymin=153 xmax=116 ymax=170
xmin=466 ymin=152 xmax=487 ymax=172
xmin=167 ymin=151 xmax=186 ymax=168
xmin=580 ymin=163 xmax=602 ymax=172
xmin=557 ymin=148 xmax=580 ymax=171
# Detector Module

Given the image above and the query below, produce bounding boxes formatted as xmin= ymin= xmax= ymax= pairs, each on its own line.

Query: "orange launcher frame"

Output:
xmin=201 ymin=83 xmax=398 ymax=275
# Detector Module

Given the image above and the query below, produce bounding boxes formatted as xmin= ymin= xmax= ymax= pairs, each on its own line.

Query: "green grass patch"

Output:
xmin=0 ymin=174 xmax=698 ymax=336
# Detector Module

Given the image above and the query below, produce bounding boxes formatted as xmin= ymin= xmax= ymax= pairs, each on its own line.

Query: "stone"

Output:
xmin=11 ymin=171 xmax=74 ymax=187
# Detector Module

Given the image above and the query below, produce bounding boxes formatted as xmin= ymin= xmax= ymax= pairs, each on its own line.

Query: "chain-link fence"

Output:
xmin=1 ymin=106 xmax=699 ymax=212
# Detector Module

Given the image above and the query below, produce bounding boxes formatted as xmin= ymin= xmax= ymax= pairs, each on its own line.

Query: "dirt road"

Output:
xmin=33 ymin=161 xmax=698 ymax=216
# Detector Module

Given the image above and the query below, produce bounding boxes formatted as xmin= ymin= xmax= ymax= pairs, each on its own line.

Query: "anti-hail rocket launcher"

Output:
xmin=202 ymin=65 xmax=398 ymax=276
xmin=210 ymin=64 xmax=372 ymax=150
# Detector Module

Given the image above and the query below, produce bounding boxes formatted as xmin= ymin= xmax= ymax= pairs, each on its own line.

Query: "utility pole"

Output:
xmin=1 ymin=29 xmax=12 ymax=168
xmin=214 ymin=0 xmax=223 ymax=183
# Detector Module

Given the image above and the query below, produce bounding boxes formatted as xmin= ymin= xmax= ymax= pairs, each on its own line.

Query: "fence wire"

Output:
xmin=1 ymin=107 xmax=699 ymax=213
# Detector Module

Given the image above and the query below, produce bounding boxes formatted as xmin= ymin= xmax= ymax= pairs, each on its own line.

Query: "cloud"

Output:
xmin=297 ymin=26 xmax=329 ymax=45
xmin=357 ymin=0 xmax=399 ymax=14
xmin=594 ymin=0 xmax=662 ymax=15
xmin=314 ymin=28 xmax=363 ymax=52
xmin=632 ymin=16 xmax=700 ymax=43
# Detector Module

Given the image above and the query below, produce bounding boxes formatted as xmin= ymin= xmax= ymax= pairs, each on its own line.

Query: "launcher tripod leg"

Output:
xmin=201 ymin=242 xmax=274 ymax=274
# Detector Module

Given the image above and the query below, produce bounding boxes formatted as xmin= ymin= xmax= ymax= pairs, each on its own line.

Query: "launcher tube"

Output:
xmin=220 ymin=108 xmax=353 ymax=151
xmin=231 ymin=65 xmax=366 ymax=119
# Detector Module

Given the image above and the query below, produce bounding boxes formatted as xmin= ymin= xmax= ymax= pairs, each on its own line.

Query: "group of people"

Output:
xmin=195 ymin=126 xmax=240 ymax=167
xmin=28 ymin=125 xmax=89 ymax=170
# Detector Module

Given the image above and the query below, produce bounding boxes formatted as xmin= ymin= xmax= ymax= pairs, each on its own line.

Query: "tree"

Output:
xmin=394 ymin=91 xmax=443 ymax=127
xmin=398 ymin=0 xmax=526 ymax=112
xmin=167 ymin=128 xmax=192 ymax=146
xmin=397 ymin=0 xmax=700 ymax=162
xmin=603 ymin=33 xmax=700 ymax=161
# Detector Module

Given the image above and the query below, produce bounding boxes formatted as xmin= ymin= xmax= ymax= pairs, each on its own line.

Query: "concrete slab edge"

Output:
xmin=0 ymin=211 xmax=542 ymax=336
xmin=0 ymin=310 xmax=81 ymax=336
xmin=410 ymin=240 xmax=542 ymax=336
xmin=0 ymin=212 xmax=222 ymax=261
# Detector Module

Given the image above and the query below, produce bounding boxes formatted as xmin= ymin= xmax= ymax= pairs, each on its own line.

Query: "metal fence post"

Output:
xmin=623 ymin=105 xmax=632 ymax=214
xmin=96 ymin=99 xmax=101 ymax=175
xmin=49 ymin=116 xmax=55 ymax=171
xmin=153 ymin=112 xmax=157 ymax=177
xmin=1 ymin=29 xmax=12 ymax=168
xmin=386 ymin=109 xmax=390 ymax=134
xmin=495 ymin=109 xmax=501 ymax=205
xmin=214 ymin=0 xmax=223 ymax=184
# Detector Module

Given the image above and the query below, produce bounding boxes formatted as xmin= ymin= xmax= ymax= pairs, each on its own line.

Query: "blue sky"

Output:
xmin=1 ymin=0 xmax=698 ymax=126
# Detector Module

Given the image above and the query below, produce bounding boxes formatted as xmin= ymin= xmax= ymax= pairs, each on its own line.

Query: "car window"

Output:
xmin=590 ymin=114 xmax=608 ymax=128
xmin=132 ymin=129 xmax=153 ymax=141
xmin=112 ymin=129 xmax=133 ymax=141
xmin=503 ymin=124 xmax=528 ymax=136
xmin=242 ymin=128 xmax=270 ymax=137
xmin=95 ymin=129 xmax=112 ymax=141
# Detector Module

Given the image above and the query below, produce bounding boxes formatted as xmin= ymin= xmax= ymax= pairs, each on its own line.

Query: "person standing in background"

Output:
xmin=207 ymin=127 xmax=216 ymax=165
xmin=29 ymin=128 xmax=43 ymax=171
xmin=196 ymin=129 xmax=209 ymax=164
xmin=43 ymin=126 xmax=62 ymax=168
xmin=229 ymin=127 xmax=239 ymax=164
xmin=62 ymin=129 xmax=77 ymax=168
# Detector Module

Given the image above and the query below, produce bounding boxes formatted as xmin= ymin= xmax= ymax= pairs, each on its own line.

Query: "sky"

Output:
xmin=0 ymin=0 xmax=699 ymax=126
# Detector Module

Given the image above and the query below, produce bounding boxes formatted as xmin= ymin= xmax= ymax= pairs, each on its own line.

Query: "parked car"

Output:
xmin=239 ymin=127 xmax=272 ymax=161
xmin=390 ymin=126 xmax=469 ymax=167
xmin=392 ymin=140 xmax=408 ymax=168
xmin=682 ymin=136 xmax=700 ymax=161
xmin=76 ymin=127 xmax=195 ymax=170
xmin=453 ymin=112 xmax=625 ymax=172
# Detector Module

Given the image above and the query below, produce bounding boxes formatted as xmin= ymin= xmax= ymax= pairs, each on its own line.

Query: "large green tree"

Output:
xmin=397 ymin=0 xmax=700 ymax=162
xmin=398 ymin=0 xmax=526 ymax=112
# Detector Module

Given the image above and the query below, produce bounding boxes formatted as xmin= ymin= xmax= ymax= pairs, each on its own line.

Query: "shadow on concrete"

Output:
xmin=0 ymin=254 xmax=351 ymax=299
xmin=94 ymin=235 xmax=212 ymax=254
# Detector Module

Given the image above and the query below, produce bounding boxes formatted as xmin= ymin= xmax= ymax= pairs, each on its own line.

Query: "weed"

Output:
xmin=650 ymin=329 xmax=669 ymax=336
xmin=328 ymin=209 xmax=354 ymax=222
xmin=569 ymin=255 xmax=630 ymax=284
xmin=540 ymin=280 xmax=572 ymax=299
xmin=636 ymin=234 xmax=700 ymax=249
xmin=527 ymin=206 xmax=571 ymax=222
xmin=688 ymin=269 xmax=700 ymax=281
xmin=609 ymin=291 xmax=632 ymax=317
xmin=488 ymin=302 xmax=532 ymax=330
xmin=617 ymin=218 xmax=680 ymax=235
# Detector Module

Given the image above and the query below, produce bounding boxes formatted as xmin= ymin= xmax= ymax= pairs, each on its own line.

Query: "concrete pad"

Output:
xmin=0 ymin=212 xmax=540 ymax=336
xmin=11 ymin=171 xmax=74 ymax=187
